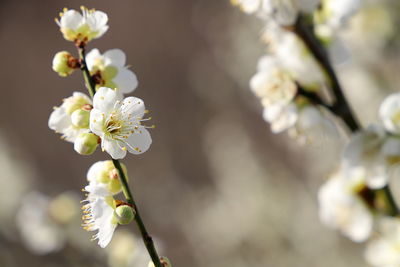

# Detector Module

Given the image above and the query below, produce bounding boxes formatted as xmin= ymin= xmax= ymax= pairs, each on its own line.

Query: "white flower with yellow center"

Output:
xmin=49 ymin=92 xmax=92 ymax=142
xmin=82 ymin=183 xmax=135 ymax=248
xmin=55 ymin=7 xmax=108 ymax=43
xmin=86 ymin=48 xmax=138 ymax=96
xmin=365 ymin=217 xmax=400 ymax=267
xmin=380 ymin=93 xmax=400 ymax=135
xmin=90 ymin=87 xmax=152 ymax=159
xmin=318 ymin=168 xmax=373 ymax=242
xmin=82 ymin=183 xmax=118 ymax=248
xmin=87 ymin=160 xmax=128 ymax=195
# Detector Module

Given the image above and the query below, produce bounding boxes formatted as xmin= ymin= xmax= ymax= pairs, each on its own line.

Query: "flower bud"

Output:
xmin=71 ymin=109 xmax=90 ymax=128
xmin=74 ymin=133 xmax=99 ymax=155
xmin=148 ymin=256 xmax=172 ymax=267
xmin=52 ymin=51 xmax=78 ymax=77
xmin=115 ymin=205 xmax=135 ymax=225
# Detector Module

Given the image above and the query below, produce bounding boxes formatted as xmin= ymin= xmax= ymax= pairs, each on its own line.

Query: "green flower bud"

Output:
xmin=115 ymin=205 xmax=135 ymax=225
xmin=148 ymin=257 xmax=172 ymax=267
xmin=52 ymin=51 xmax=78 ymax=77
xmin=71 ymin=109 xmax=90 ymax=128
xmin=74 ymin=133 xmax=99 ymax=155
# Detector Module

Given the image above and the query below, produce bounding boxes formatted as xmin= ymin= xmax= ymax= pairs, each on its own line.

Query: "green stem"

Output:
xmin=77 ymin=47 xmax=164 ymax=267
xmin=292 ymin=15 xmax=399 ymax=216
xmin=381 ymin=185 xmax=399 ymax=217
xmin=112 ymin=160 xmax=163 ymax=267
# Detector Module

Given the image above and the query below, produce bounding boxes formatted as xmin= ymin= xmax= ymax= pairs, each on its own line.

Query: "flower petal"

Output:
xmin=103 ymin=49 xmax=126 ymax=67
xmin=121 ymin=96 xmax=145 ymax=119
xmin=49 ymin=107 xmax=70 ymax=133
xmin=103 ymin=139 xmax=127 ymax=159
xmin=93 ymin=87 xmax=120 ymax=112
xmin=113 ymin=68 xmax=138 ymax=94
xmin=86 ymin=48 xmax=101 ymax=70
xmin=90 ymin=109 xmax=106 ymax=137
xmin=126 ymin=129 xmax=152 ymax=155
xmin=60 ymin=10 xmax=83 ymax=30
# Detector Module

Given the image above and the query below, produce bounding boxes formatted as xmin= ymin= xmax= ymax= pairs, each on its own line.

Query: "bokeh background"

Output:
xmin=0 ymin=0 xmax=399 ymax=266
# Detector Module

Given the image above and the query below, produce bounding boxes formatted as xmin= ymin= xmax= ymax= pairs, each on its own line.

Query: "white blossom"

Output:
xmin=365 ymin=217 xmax=400 ymax=267
xmin=90 ymin=87 xmax=152 ymax=159
xmin=86 ymin=49 xmax=138 ymax=96
xmin=262 ymin=103 xmax=298 ymax=133
xmin=87 ymin=160 xmax=126 ymax=195
xmin=322 ymin=0 xmax=362 ymax=29
xmin=82 ymin=183 xmax=118 ymax=248
xmin=49 ymin=92 xmax=92 ymax=142
xmin=342 ymin=125 xmax=400 ymax=189
xmin=379 ymin=93 xmax=400 ymax=135
xmin=318 ymin=168 xmax=373 ymax=242
xmin=232 ymin=0 xmax=320 ymax=25
xmin=55 ymin=7 xmax=108 ymax=43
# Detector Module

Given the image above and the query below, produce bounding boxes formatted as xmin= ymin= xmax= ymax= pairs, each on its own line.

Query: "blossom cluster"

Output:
xmin=48 ymin=8 xmax=169 ymax=267
xmin=232 ymin=1 xmax=400 ymax=266
xmin=233 ymin=0 xmax=359 ymax=142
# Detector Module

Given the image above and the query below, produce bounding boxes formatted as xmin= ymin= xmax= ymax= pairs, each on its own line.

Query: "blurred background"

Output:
xmin=0 ymin=0 xmax=399 ymax=266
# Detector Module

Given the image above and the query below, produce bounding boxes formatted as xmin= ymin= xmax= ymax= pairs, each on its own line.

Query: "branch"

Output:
xmin=77 ymin=47 xmax=164 ymax=267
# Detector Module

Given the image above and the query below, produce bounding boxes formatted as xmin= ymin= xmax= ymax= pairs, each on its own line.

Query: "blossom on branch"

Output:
xmin=55 ymin=7 xmax=108 ymax=44
xmin=90 ymin=87 xmax=152 ymax=159
xmin=86 ymin=48 xmax=138 ymax=96
xmin=49 ymin=92 xmax=92 ymax=143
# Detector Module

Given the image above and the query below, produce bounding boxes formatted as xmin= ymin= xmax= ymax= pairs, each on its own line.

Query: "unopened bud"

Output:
xmin=52 ymin=51 xmax=78 ymax=77
xmin=74 ymin=133 xmax=99 ymax=155
xmin=71 ymin=109 xmax=90 ymax=128
xmin=148 ymin=257 xmax=172 ymax=267
xmin=115 ymin=205 xmax=135 ymax=225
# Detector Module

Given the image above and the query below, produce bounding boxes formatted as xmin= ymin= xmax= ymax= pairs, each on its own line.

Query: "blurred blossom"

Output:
xmin=17 ymin=192 xmax=66 ymax=254
xmin=107 ymin=230 xmax=149 ymax=267
xmin=365 ymin=217 xmax=400 ymax=267
xmin=318 ymin=168 xmax=373 ymax=242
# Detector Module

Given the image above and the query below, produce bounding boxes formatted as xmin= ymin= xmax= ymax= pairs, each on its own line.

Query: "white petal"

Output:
xmin=97 ymin=214 xmax=117 ymax=248
xmin=113 ymin=68 xmax=138 ymax=94
xmin=88 ymin=11 xmax=108 ymax=31
xmin=103 ymin=49 xmax=126 ymax=67
xmin=60 ymin=10 xmax=83 ymax=30
xmin=93 ymin=87 xmax=120 ymax=112
xmin=103 ymin=139 xmax=127 ymax=159
xmin=85 ymin=184 xmax=110 ymax=197
xmin=86 ymin=49 xmax=101 ymax=70
xmin=121 ymin=97 xmax=145 ymax=119
xmin=126 ymin=129 xmax=152 ymax=155
xmin=48 ymin=107 xmax=70 ymax=132
xmin=89 ymin=109 xmax=106 ymax=137
xmin=87 ymin=161 xmax=105 ymax=183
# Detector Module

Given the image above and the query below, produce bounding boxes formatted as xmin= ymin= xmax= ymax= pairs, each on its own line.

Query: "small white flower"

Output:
xmin=322 ymin=0 xmax=362 ymax=29
xmin=87 ymin=160 xmax=126 ymax=195
xmin=232 ymin=0 xmax=319 ymax=25
xmin=250 ymin=55 xmax=297 ymax=107
xmin=318 ymin=168 xmax=373 ymax=242
xmin=379 ymin=93 xmax=400 ymax=135
xmin=82 ymin=183 xmax=118 ymax=248
xmin=49 ymin=92 xmax=92 ymax=142
xmin=55 ymin=7 xmax=109 ymax=43
xmin=263 ymin=103 xmax=298 ymax=133
xmin=342 ymin=125 xmax=400 ymax=189
xmin=86 ymin=49 xmax=138 ymax=96
xmin=365 ymin=217 xmax=400 ymax=267
xmin=90 ymin=87 xmax=152 ymax=159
